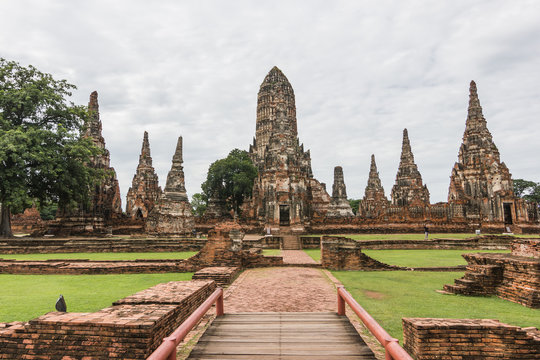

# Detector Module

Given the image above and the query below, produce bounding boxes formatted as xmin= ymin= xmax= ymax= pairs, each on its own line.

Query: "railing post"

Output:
xmin=216 ymin=288 xmax=224 ymax=316
xmin=337 ymin=286 xmax=345 ymax=316
xmin=163 ymin=336 xmax=177 ymax=360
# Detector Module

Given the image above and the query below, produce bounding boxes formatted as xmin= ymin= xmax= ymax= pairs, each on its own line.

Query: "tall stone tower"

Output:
xmin=360 ymin=154 xmax=389 ymax=219
xmin=53 ymin=91 xmax=122 ymax=234
xmin=326 ymin=166 xmax=354 ymax=217
xmin=245 ymin=67 xmax=331 ymax=229
xmin=146 ymin=137 xmax=194 ymax=235
xmin=391 ymin=129 xmax=430 ymax=207
xmin=448 ymin=81 xmax=526 ymax=224
xmin=126 ymin=131 xmax=162 ymax=219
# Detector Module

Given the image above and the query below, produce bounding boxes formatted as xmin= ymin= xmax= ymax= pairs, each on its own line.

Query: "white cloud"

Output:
xmin=1 ymin=0 xmax=539 ymax=205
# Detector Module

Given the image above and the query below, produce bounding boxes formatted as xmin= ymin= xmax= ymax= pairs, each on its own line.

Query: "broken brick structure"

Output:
xmin=326 ymin=166 xmax=354 ymax=218
xmin=146 ymin=136 xmax=194 ymax=235
xmin=50 ymin=91 xmax=122 ymax=235
xmin=0 ymin=280 xmax=216 ymax=359
xmin=10 ymin=205 xmax=44 ymax=234
xmin=243 ymin=66 xmax=336 ymax=231
xmin=126 ymin=131 xmax=162 ymax=219
xmin=448 ymin=80 xmax=532 ymax=227
xmin=403 ymin=318 xmax=540 ymax=360
xmin=444 ymin=238 xmax=540 ymax=308
xmin=358 ymin=154 xmax=389 ymax=220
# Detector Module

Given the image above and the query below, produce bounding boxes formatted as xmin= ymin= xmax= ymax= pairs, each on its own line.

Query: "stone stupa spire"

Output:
xmin=359 ymin=154 xmax=388 ymax=218
xmin=126 ymin=131 xmax=161 ymax=219
xmin=391 ymin=129 xmax=430 ymax=207
xmin=327 ymin=166 xmax=354 ymax=217
xmin=146 ymin=136 xmax=194 ymax=235
xmin=447 ymin=81 xmax=516 ymax=222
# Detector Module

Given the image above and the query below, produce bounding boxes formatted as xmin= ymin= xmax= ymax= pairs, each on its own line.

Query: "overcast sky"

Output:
xmin=2 ymin=1 xmax=539 ymax=206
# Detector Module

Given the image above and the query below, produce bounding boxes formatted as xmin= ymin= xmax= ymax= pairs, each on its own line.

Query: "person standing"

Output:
xmin=424 ymin=224 xmax=429 ymax=240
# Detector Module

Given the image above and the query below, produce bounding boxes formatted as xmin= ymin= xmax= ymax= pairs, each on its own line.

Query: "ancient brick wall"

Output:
xmin=0 ymin=280 xmax=215 ymax=360
xmin=321 ymin=236 xmax=401 ymax=271
xmin=403 ymin=318 xmax=540 ymax=360
xmin=0 ymin=237 xmax=206 ymax=254
xmin=444 ymin=243 xmax=540 ymax=308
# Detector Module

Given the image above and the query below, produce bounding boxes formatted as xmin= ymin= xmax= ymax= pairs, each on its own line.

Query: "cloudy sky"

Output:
xmin=2 ymin=1 xmax=539 ymax=205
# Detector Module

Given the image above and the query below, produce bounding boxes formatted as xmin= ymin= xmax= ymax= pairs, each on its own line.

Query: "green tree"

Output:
xmin=348 ymin=199 xmax=360 ymax=215
xmin=201 ymin=149 xmax=257 ymax=215
xmin=513 ymin=179 xmax=540 ymax=203
xmin=191 ymin=193 xmax=207 ymax=217
xmin=0 ymin=58 xmax=102 ymax=237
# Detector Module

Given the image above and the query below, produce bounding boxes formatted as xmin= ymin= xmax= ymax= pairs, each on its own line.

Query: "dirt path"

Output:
xmin=224 ymin=267 xmax=336 ymax=312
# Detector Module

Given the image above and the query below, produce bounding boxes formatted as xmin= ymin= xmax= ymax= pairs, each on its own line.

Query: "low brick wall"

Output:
xmin=304 ymin=235 xmax=515 ymax=250
xmin=403 ymin=318 xmax=540 ymax=360
xmin=321 ymin=236 xmax=402 ymax=271
xmin=0 ymin=280 xmax=216 ymax=359
xmin=0 ymin=237 xmax=206 ymax=254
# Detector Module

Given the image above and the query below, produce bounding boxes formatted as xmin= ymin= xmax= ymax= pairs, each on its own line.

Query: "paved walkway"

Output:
xmin=224 ymin=267 xmax=335 ymax=312
xmin=280 ymin=250 xmax=319 ymax=265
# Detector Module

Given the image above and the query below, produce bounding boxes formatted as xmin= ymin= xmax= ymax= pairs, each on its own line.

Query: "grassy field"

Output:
xmin=333 ymin=271 xmax=540 ymax=342
xmin=0 ymin=252 xmax=198 ymax=261
xmin=305 ymin=233 xmax=540 ymax=240
xmin=304 ymin=248 xmax=510 ymax=267
xmin=261 ymin=249 xmax=282 ymax=256
xmin=0 ymin=273 xmax=194 ymax=322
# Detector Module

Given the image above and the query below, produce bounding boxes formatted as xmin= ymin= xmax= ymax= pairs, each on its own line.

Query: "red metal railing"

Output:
xmin=147 ymin=287 xmax=224 ymax=360
xmin=337 ymin=286 xmax=413 ymax=360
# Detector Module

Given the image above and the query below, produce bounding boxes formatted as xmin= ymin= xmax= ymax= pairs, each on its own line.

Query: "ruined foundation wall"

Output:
xmin=403 ymin=318 xmax=540 ymax=360
xmin=321 ymin=236 xmax=401 ymax=271
xmin=0 ymin=280 xmax=216 ymax=360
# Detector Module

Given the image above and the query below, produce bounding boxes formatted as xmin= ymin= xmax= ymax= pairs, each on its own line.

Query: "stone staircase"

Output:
xmin=282 ymin=234 xmax=302 ymax=250
xmin=444 ymin=263 xmax=503 ymax=295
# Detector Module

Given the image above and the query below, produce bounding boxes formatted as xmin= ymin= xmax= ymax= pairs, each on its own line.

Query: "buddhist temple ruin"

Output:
xmin=146 ymin=136 xmax=194 ymax=235
xmin=447 ymin=81 xmax=531 ymax=226
xmin=50 ymin=91 xmax=122 ymax=235
xmin=243 ymin=67 xmax=333 ymax=230
xmin=126 ymin=131 xmax=161 ymax=219
xmin=326 ymin=166 xmax=354 ymax=218
xmin=391 ymin=128 xmax=430 ymax=207
xmin=359 ymin=155 xmax=389 ymax=219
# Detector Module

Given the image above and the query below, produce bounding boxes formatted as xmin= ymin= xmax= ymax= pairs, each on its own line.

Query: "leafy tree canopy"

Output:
xmin=201 ymin=149 xmax=257 ymax=215
xmin=191 ymin=193 xmax=207 ymax=217
xmin=348 ymin=199 xmax=360 ymax=215
xmin=513 ymin=179 xmax=540 ymax=203
xmin=0 ymin=58 xmax=102 ymax=237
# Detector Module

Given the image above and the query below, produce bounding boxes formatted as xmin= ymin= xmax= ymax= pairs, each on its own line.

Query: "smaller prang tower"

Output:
xmin=146 ymin=137 xmax=194 ymax=235
xmin=359 ymin=154 xmax=389 ymax=219
xmin=126 ymin=131 xmax=162 ymax=219
xmin=391 ymin=129 xmax=430 ymax=207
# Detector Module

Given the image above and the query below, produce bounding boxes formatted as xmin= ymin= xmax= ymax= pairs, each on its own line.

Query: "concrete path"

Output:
xmin=280 ymin=250 xmax=319 ymax=265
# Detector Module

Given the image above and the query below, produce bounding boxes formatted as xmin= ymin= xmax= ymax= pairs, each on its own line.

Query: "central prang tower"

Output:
xmin=245 ymin=67 xmax=331 ymax=230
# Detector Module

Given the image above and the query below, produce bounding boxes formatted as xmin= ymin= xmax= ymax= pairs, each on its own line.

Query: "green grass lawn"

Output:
xmin=0 ymin=251 xmax=198 ymax=261
xmin=333 ymin=271 xmax=540 ymax=343
xmin=0 ymin=273 xmax=194 ymax=322
xmin=261 ymin=249 xmax=282 ymax=256
xmin=305 ymin=233 xmax=540 ymax=240
xmin=304 ymin=249 xmax=510 ymax=267
xmin=363 ymin=249 xmax=510 ymax=267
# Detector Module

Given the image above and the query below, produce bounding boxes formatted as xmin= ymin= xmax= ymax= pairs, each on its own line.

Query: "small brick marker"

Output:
xmin=192 ymin=267 xmax=240 ymax=286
